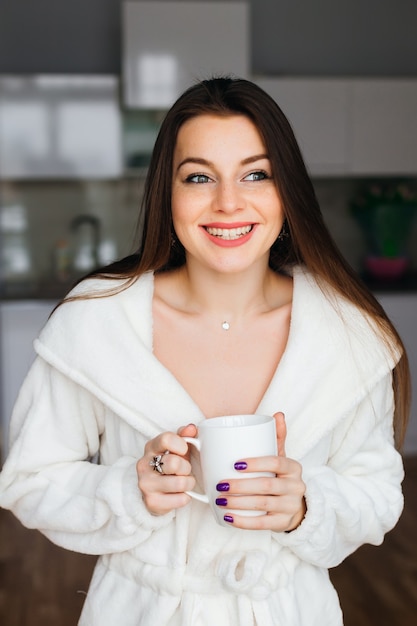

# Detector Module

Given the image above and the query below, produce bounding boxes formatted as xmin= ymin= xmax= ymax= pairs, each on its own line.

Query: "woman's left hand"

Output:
xmin=216 ymin=412 xmax=306 ymax=532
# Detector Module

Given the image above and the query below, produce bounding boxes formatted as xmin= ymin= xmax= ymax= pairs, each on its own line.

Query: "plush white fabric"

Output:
xmin=0 ymin=266 xmax=404 ymax=625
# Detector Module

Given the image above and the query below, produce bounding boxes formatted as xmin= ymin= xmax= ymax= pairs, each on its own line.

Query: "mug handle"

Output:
xmin=182 ymin=436 xmax=209 ymax=504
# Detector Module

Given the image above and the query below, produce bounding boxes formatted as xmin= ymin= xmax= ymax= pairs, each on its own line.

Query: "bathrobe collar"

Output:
xmin=35 ymin=266 xmax=398 ymax=459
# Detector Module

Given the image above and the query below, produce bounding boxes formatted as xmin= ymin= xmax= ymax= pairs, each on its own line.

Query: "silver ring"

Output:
xmin=149 ymin=450 xmax=169 ymax=474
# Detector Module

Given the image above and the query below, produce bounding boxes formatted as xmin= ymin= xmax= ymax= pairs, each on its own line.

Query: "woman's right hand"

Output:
xmin=136 ymin=424 xmax=197 ymax=515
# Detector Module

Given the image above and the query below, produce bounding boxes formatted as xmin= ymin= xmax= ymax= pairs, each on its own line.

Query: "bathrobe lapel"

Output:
xmin=35 ymin=268 xmax=397 ymax=457
xmin=35 ymin=273 xmax=204 ymax=439
xmin=258 ymin=268 xmax=398 ymax=459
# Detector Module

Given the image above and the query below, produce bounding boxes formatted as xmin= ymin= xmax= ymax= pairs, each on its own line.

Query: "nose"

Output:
xmin=214 ymin=181 xmax=243 ymax=214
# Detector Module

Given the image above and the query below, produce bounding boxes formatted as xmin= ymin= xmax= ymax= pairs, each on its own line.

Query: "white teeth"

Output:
xmin=206 ymin=225 xmax=252 ymax=240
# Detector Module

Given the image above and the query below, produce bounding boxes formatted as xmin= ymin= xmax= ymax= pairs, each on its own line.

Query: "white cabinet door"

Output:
xmin=255 ymin=78 xmax=350 ymax=176
xmin=0 ymin=301 xmax=55 ymax=459
xmin=350 ymin=79 xmax=417 ymax=175
xmin=0 ymin=76 xmax=123 ymax=180
xmin=377 ymin=293 xmax=417 ymax=455
xmin=255 ymin=77 xmax=417 ymax=176
xmin=123 ymin=1 xmax=249 ymax=109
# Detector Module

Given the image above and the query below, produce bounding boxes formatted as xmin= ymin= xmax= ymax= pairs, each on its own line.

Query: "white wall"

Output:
xmin=377 ymin=293 xmax=417 ymax=455
xmin=0 ymin=301 xmax=55 ymax=461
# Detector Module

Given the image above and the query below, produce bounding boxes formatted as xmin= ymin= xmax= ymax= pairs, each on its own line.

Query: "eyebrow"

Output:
xmin=176 ymin=153 xmax=270 ymax=171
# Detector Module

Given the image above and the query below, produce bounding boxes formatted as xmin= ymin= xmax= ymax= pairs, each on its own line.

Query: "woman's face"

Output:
xmin=171 ymin=113 xmax=284 ymax=275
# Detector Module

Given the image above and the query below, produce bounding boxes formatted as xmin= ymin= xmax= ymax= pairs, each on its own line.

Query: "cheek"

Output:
xmin=171 ymin=201 xmax=188 ymax=230
xmin=170 ymin=192 xmax=185 ymax=227
xmin=266 ymin=204 xmax=285 ymax=242
xmin=267 ymin=196 xmax=284 ymax=225
xmin=171 ymin=203 xmax=196 ymax=243
xmin=172 ymin=191 xmax=205 ymax=227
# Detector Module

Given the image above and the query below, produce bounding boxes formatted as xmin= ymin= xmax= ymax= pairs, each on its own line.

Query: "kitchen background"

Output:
xmin=0 ymin=0 xmax=417 ymax=458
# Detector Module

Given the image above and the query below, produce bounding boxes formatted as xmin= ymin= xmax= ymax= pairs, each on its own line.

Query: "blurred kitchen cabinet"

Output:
xmin=122 ymin=1 xmax=249 ymax=109
xmin=350 ymin=79 xmax=417 ymax=175
xmin=0 ymin=300 xmax=54 ymax=459
xmin=0 ymin=76 xmax=122 ymax=179
xmin=255 ymin=78 xmax=350 ymax=176
xmin=376 ymin=293 xmax=417 ymax=455
xmin=255 ymin=77 xmax=417 ymax=176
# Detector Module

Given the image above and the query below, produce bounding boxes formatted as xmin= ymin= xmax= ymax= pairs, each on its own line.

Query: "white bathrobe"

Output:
xmin=0 ymin=266 xmax=404 ymax=625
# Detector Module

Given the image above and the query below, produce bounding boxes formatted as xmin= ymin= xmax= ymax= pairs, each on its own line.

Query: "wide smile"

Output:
xmin=204 ymin=224 xmax=254 ymax=241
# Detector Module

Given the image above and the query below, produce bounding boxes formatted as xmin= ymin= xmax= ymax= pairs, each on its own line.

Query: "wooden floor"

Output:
xmin=1 ymin=456 xmax=416 ymax=626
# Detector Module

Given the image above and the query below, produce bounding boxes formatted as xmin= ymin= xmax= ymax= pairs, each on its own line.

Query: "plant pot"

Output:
xmin=364 ymin=255 xmax=409 ymax=280
xmin=354 ymin=203 xmax=416 ymax=258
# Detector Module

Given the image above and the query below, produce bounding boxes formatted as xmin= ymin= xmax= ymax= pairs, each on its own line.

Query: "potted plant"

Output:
xmin=350 ymin=181 xmax=417 ymax=280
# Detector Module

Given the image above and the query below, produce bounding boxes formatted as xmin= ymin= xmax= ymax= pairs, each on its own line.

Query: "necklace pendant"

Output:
xmin=222 ymin=321 xmax=230 ymax=331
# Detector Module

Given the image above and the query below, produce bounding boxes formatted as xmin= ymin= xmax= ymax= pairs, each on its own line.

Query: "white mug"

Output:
xmin=183 ymin=414 xmax=277 ymax=527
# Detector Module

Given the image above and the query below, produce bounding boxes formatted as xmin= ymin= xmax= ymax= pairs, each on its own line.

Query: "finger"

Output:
xmin=137 ymin=445 xmax=191 ymax=481
xmin=221 ymin=510 xmax=297 ymax=532
xmin=177 ymin=423 xmax=198 ymax=438
xmin=137 ymin=457 xmax=197 ymax=514
xmin=232 ymin=455 xmax=299 ymax=477
xmin=142 ymin=488 xmax=193 ymax=516
xmin=178 ymin=423 xmax=199 ymax=463
xmin=220 ymin=491 xmax=307 ymax=532
xmin=144 ymin=473 xmax=196 ymax=495
xmin=216 ymin=474 xmax=288 ymax=497
xmin=216 ymin=494 xmax=300 ymax=516
xmin=149 ymin=452 xmax=192 ymax=477
xmin=145 ymin=432 xmax=189 ymax=457
xmin=273 ymin=412 xmax=287 ymax=457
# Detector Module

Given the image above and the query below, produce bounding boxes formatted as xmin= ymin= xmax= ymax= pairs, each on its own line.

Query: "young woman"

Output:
xmin=0 ymin=77 xmax=410 ymax=625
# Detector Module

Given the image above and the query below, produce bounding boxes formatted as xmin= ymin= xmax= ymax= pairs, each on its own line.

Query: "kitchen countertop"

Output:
xmin=1 ymin=272 xmax=417 ymax=302
xmin=360 ymin=271 xmax=417 ymax=293
xmin=0 ymin=278 xmax=80 ymax=302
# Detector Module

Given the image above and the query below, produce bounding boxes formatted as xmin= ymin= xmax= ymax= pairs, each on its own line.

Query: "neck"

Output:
xmin=177 ymin=259 xmax=276 ymax=323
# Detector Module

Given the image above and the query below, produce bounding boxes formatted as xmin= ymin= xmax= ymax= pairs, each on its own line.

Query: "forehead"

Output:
xmin=174 ymin=113 xmax=266 ymax=158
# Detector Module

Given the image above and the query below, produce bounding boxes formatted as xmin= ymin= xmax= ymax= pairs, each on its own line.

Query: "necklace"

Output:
xmin=222 ymin=321 xmax=230 ymax=331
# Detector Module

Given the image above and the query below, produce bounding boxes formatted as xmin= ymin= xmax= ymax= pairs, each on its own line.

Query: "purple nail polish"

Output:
xmin=216 ymin=498 xmax=228 ymax=506
xmin=224 ymin=515 xmax=234 ymax=524
xmin=216 ymin=482 xmax=230 ymax=492
xmin=234 ymin=461 xmax=247 ymax=471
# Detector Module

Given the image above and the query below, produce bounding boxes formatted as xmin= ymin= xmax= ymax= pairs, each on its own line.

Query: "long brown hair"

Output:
xmin=73 ymin=77 xmax=411 ymax=447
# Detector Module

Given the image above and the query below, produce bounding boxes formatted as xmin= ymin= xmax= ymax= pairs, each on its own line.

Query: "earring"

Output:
xmin=277 ymin=220 xmax=289 ymax=241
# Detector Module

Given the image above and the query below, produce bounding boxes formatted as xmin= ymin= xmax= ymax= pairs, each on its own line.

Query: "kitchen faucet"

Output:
xmin=70 ymin=215 xmax=101 ymax=273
